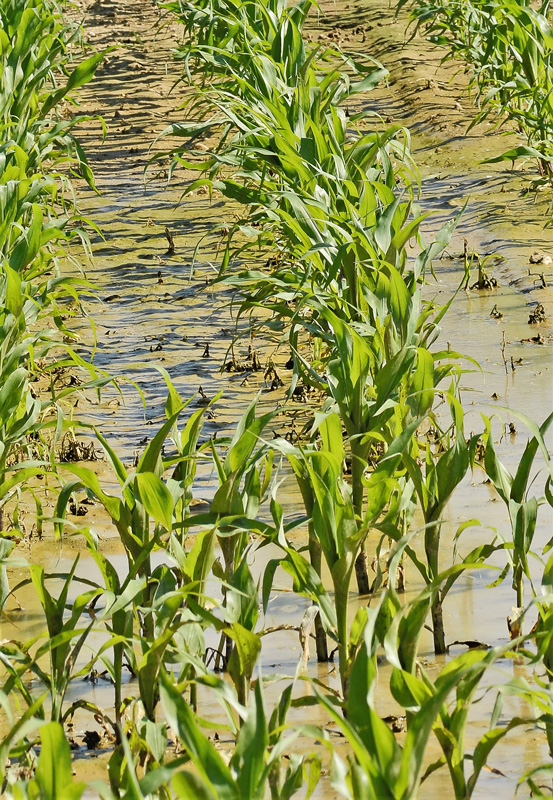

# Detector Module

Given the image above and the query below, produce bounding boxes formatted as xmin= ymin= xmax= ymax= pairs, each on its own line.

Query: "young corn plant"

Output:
xmin=521 ymin=549 xmax=553 ymax=761
xmin=389 ymin=641 xmax=525 ymax=799
xmin=160 ymin=669 xmax=320 ymax=799
xmin=267 ymin=411 xmax=427 ymax=695
xmin=404 ymin=0 xmax=553 ymax=182
xmin=55 ymin=394 xmax=277 ymax=709
xmin=0 ymin=0 xmax=106 ymax=187
xmin=262 ymin=255 xmax=466 ymax=600
xmin=54 ymin=401 xmax=200 ymax=629
xmin=482 ymin=409 xmax=553 ymax=636
xmin=0 ymin=0 xmax=109 ymax=552
xmin=400 ymin=392 xmax=479 ymax=654
xmin=82 ymin=531 xmax=144 ymax=741
xmin=0 ymin=689 xmax=47 ymax=795
xmin=313 ymin=566 xmax=520 ymax=800
xmin=1 ymin=558 xmax=102 ymax=725
xmin=162 ymin=0 xmax=318 ymax=88
xmin=2 ymin=722 xmax=89 ymax=800
xmin=164 ymin=394 xmax=279 ymax=691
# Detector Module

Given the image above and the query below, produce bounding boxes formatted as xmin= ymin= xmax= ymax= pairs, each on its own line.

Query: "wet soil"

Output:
xmin=58 ymin=0 xmax=301 ymax=474
xmin=2 ymin=0 xmax=553 ymax=796
xmin=66 ymin=0 xmax=553 ymax=465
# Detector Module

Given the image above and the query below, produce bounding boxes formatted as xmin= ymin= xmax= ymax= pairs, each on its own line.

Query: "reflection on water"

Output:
xmin=2 ymin=0 xmax=553 ymax=795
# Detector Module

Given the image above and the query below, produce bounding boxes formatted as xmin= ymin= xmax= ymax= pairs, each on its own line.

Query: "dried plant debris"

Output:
xmin=382 ymin=715 xmax=407 ymax=733
xmin=264 ymin=364 xmax=284 ymax=390
xmin=471 ymin=272 xmax=498 ymax=290
xmin=225 ymin=345 xmax=262 ymax=372
xmin=164 ymin=226 xmax=176 ymax=254
xmin=59 ymin=434 xmax=98 ymax=462
xmin=528 ymin=269 xmax=547 ymax=288
xmin=291 ymin=383 xmax=318 ymax=402
xmin=69 ymin=501 xmax=88 ymax=516
xmin=521 ymin=333 xmax=546 ymax=343
xmin=528 ymin=303 xmax=546 ymax=324
xmin=529 ymin=250 xmax=552 ymax=265
xmin=82 ymin=730 xmax=102 ymax=750
xmin=448 ymin=639 xmax=491 ymax=650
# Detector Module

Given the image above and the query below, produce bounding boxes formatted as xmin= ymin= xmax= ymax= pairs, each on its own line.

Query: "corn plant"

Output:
xmin=203 ymin=397 xmax=275 ymax=669
xmin=520 ymin=550 xmax=553 ymax=762
xmin=0 ymin=0 xmax=109 ymax=558
xmin=0 ymin=686 xmax=46 ymax=791
xmin=397 ymin=392 xmax=483 ymax=654
xmin=161 ymin=0 xmax=318 ymax=88
xmin=3 ymin=721 xmax=88 ymax=800
xmin=404 ymin=0 xmax=553 ymax=182
xmin=80 ymin=531 xmax=144 ymax=739
xmin=306 ymin=551 xmax=523 ymax=800
xmin=54 ymin=403 xmax=197 ymax=619
xmin=482 ymin=410 xmax=553 ymax=632
xmin=55 ymin=394 xmax=278 ymax=708
xmin=0 ymin=559 xmax=103 ymax=724
xmin=263 ymin=412 xmax=421 ymax=692
xmin=161 ymin=670 xmax=320 ymax=799
xmin=0 ymin=0 xmax=106 ymax=186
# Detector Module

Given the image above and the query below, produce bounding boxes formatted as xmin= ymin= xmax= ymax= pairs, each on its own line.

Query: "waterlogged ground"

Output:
xmin=2 ymin=0 xmax=553 ymax=795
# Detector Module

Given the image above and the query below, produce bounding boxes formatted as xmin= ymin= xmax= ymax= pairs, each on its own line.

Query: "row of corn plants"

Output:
xmin=4 ymin=383 xmax=552 ymax=798
xmin=2 ymin=0 xmax=553 ymax=797
xmin=401 ymin=0 xmax=553 ymax=184
xmin=157 ymin=0 xmax=498 ymax=659
xmin=154 ymin=0 xmax=553 ymax=785
xmin=0 ymin=0 xmax=109 ymax=528
xmin=0 ymin=0 xmax=112 ymax=785
xmin=5 ymin=384 xmax=553 ymax=798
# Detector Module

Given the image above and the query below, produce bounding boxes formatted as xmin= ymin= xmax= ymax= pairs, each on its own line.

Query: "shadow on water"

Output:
xmin=4 ymin=0 xmax=552 ymax=795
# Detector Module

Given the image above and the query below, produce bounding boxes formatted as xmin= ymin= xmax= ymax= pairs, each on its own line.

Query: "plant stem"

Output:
xmin=426 ymin=520 xmax=446 ymax=654
xmin=354 ymin=550 xmax=371 ymax=595
xmin=351 ymin=444 xmax=370 ymax=595
xmin=114 ymin=640 xmax=123 ymax=742
xmin=308 ymin=536 xmax=329 ymax=661
xmin=335 ymin=590 xmax=350 ymax=702
xmin=431 ymin=595 xmax=446 ymax=656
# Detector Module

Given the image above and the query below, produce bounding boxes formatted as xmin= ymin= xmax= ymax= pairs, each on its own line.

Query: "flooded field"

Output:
xmin=1 ymin=0 xmax=553 ymax=796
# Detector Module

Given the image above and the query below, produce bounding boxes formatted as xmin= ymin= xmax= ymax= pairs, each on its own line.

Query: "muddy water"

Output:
xmin=3 ymin=0 xmax=553 ymax=795
xmin=65 ymin=0 xmax=295 ymax=470
xmin=19 ymin=538 xmax=550 ymax=798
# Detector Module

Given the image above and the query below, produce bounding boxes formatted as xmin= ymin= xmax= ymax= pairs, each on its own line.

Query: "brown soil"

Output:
xmin=3 ymin=0 xmax=553 ymax=795
xmin=37 ymin=0 xmax=549 ymax=549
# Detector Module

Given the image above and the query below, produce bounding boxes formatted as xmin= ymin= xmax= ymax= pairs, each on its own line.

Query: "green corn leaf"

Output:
xmin=160 ymin=670 xmax=238 ymax=800
xmin=34 ymin=722 xmax=86 ymax=800
xmin=173 ymin=772 xmax=219 ymax=800
xmin=41 ymin=50 xmax=111 ymax=116
xmin=135 ymin=472 xmax=174 ymax=531
xmin=481 ymin=145 xmax=552 ymax=165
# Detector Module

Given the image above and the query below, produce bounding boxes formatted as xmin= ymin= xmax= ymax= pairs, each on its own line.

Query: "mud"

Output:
xmin=2 ymin=0 xmax=553 ymax=795
xmin=66 ymin=0 xmax=553 ymax=467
